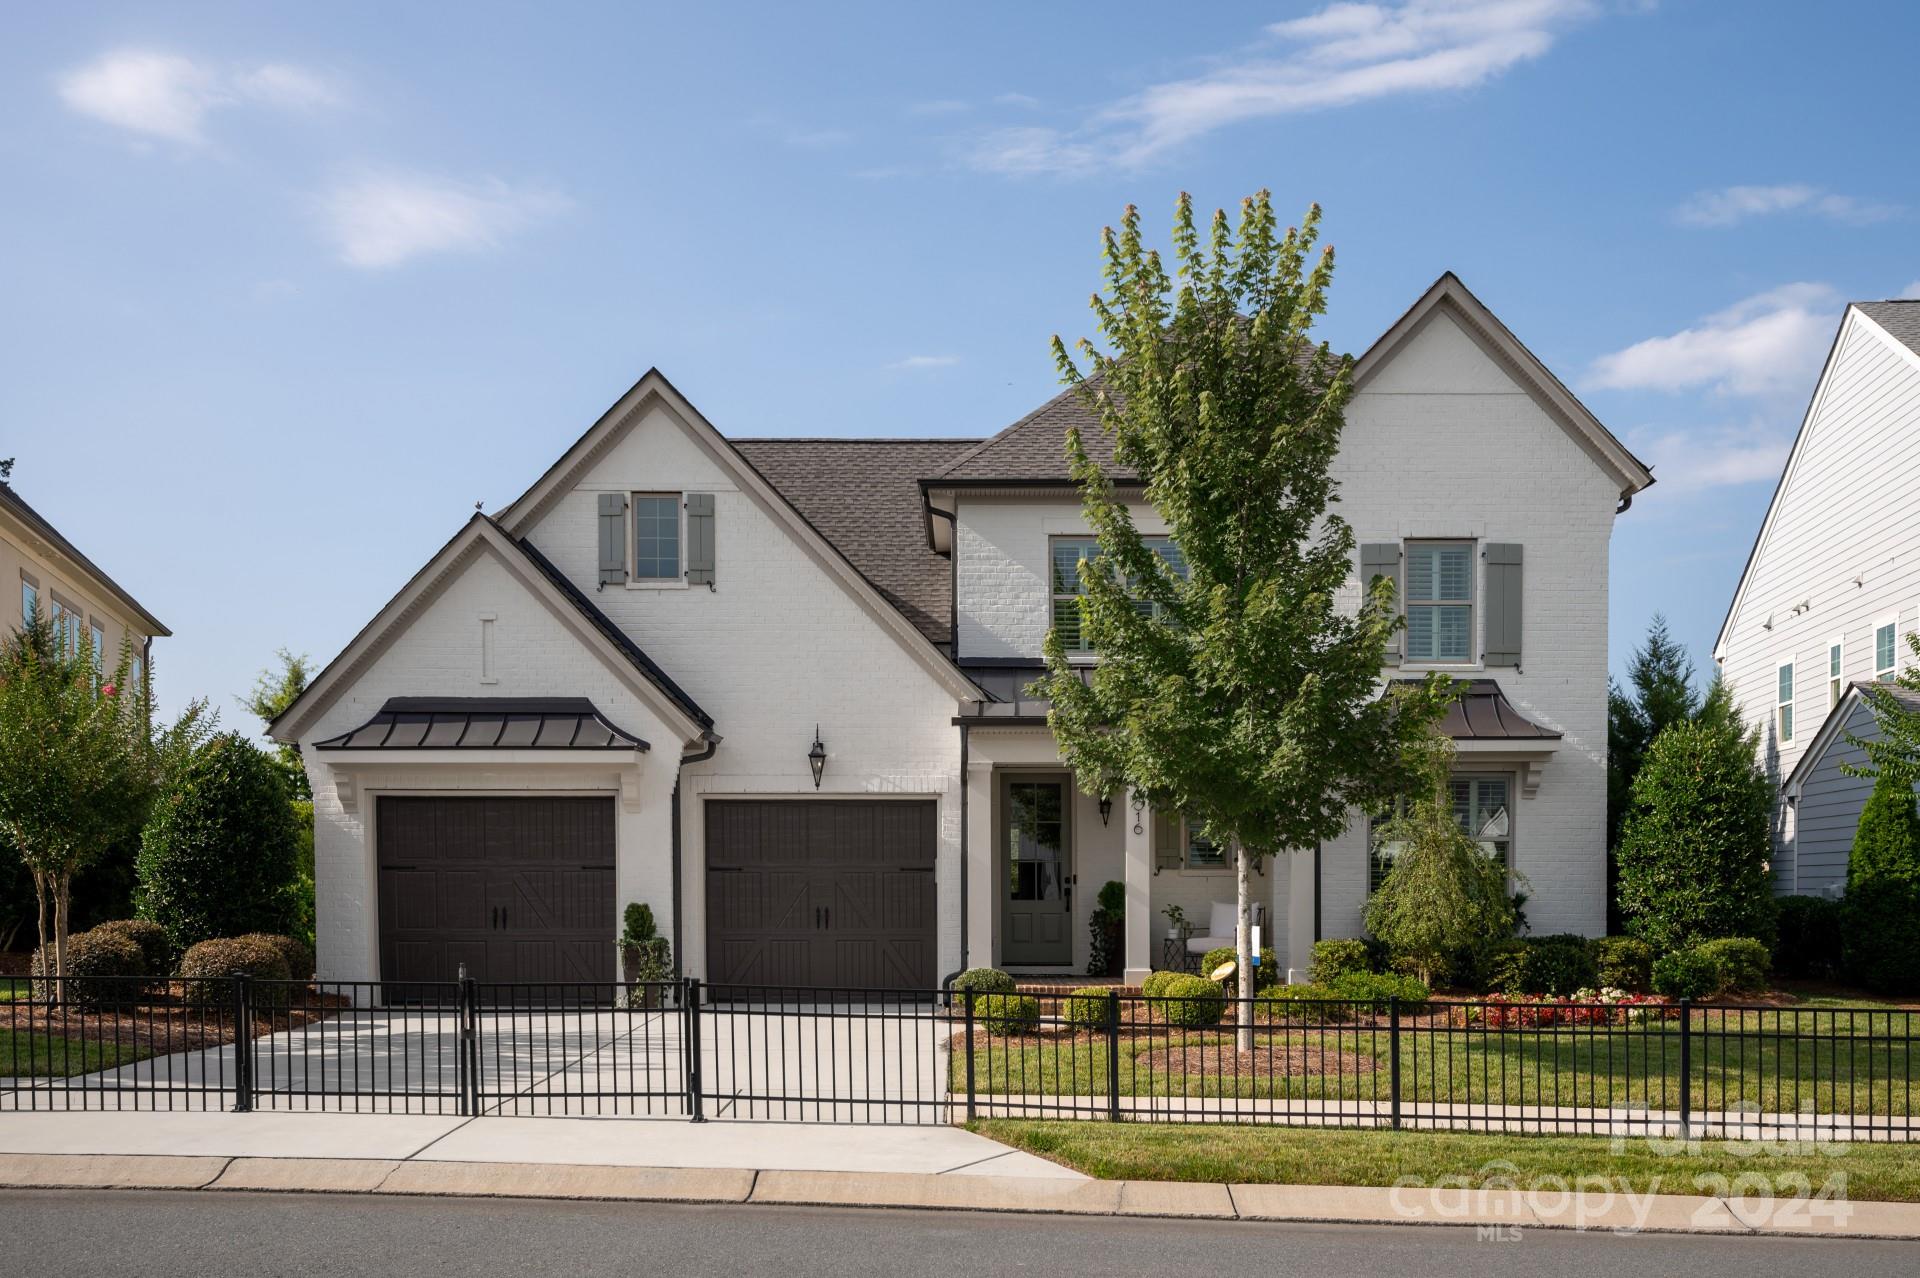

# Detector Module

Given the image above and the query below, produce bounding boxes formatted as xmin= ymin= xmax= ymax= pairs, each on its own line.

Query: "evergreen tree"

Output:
xmin=240 ymin=648 xmax=313 ymax=800
xmin=1838 ymin=638 xmax=1920 ymax=992
xmin=1035 ymin=193 xmax=1453 ymax=1049
xmin=1607 ymin=615 xmax=1700 ymax=849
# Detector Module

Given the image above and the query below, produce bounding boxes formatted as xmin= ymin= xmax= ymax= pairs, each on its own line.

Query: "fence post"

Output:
xmin=231 ymin=973 xmax=253 ymax=1113
xmin=1677 ymin=998 xmax=1693 ymax=1140
xmin=457 ymin=964 xmax=478 ymax=1117
xmin=685 ymin=977 xmax=705 ymax=1122
xmin=964 ymin=989 xmax=977 ymax=1124
xmin=1388 ymin=996 xmax=1402 ymax=1131
xmin=1105 ymin=990 xmax=1122 ymax=1123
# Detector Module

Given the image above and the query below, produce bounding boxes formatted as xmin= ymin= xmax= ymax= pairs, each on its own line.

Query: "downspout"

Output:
xmin=939 ymin=718 xmax=970 ymax=996
xmin=672 ymin=735 xmax=720 ymax=980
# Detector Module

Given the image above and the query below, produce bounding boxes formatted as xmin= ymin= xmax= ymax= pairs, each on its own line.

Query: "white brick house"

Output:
xmin=271 ymin=274 xmax=1651 ymax=991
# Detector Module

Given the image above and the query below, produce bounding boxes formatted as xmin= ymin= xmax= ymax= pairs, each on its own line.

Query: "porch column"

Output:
xmin=965 ymin=755 xmax=995 ymax=973
xmin=1122 ymin=788 xmax=1153 ymax=985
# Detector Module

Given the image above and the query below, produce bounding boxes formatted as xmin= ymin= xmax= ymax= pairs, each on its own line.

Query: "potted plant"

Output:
xmin=619 ymin=903 xmax=674 ymax=1007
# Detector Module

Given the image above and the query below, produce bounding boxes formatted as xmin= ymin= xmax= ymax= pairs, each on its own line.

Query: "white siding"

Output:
xmin=1718 ymin=313 xmax=1920 ymax=887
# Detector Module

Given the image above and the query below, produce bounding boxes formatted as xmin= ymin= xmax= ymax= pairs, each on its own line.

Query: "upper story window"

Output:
xmin=1828 ymin=639 xmax=1843 ymax=709
xmin=1776 ymin=661 xmax=1794 ymax=743
xmin=632 ymin=493 xmax=681 ymax=580
xmin=19 ymin=572 xmax=37 ymax=625
xmin=89 ymin=619 xmax=106 ymax=673
xmin=1876 ymin=621 xmax=1898 ymax=682
xmin=1404 ymin=541 xmax=1474 ymax=663
xmin=1049 ymin=535 xmax=1185 ymax=653
xmin=1370 ymin=774 xmax=1511 ymax=892
xmin=47 ymin=595 xmax=83 ymax=659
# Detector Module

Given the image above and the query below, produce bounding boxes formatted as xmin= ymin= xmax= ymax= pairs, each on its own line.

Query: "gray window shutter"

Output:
xmin=598 ymin=493 xmax=627 ymax=584
xmin=1153 ymin=810 xmax=1184 ymax=873
xmin=1361 ymin=543 xmax=1402 ymax=665
xmin=1484 ymin=543 xmax=1523 ymax=667
xmin=685 ymin=493 xmax=715 ymax=586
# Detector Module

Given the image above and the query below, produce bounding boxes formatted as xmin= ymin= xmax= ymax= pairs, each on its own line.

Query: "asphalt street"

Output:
xmin=7 ymin=1189 xmax=1916 ymax=1276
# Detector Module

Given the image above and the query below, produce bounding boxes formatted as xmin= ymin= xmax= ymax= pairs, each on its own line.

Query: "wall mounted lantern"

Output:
xmin=807 ymin=726 xmax=827 ymax=789
xmin=1098 ymin=794 xmax=1114 ymax=827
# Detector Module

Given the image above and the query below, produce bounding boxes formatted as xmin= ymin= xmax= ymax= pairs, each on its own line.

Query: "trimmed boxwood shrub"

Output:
xmin=238 ymin=932 xmax=315 ymax=981
xmin=87 ymin=919 xmax=172 ymax=978
xmin=1486 ymin=934 xmax=1598 ymax=997
xmin=178 ymin=937 xmax=292 ymax=1007
xmin=1257 ymin=983 xmax=1347 ymax=1023
xmin=952 ymin=967 xmax=1017 ymax=996
xmin=1695 ymin=936 xmax=1770 ymax=995
xmin=1651 ymin=948 xmax=1720 ymax=1000
xmin=1328 ymin=970 xmax=1430 ymax=1008
xmin=137 ymin=734 xmax=301 ymax=958
xmin=1141 ymin=970 xmax=1184 ymax=999
xmin=1594 ymin=937 xmax=1656 ymax=993
xmin=1157 ymin=974 xmax=1226 ymax=1028
xmin=1061 ymin=986 xmax=1115 ymax=1029
xmin=1309 ymin=939 xmax=1377 ymax=984
xmin=977 ymin=993 xmax=1041 ymax=1035
xmin=1772 ymin=895 xmax=1843 ymax=981
xmin=1200 ymin=945 xmax=1279 ymax=991
xmin=33 ymin=930 xmax=143 ymax=1008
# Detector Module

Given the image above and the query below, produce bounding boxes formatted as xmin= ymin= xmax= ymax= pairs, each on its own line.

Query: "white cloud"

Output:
xmin=57 ymin=48 xmax=341 ymax=144
xmin=1584 ymin=284 xmax=1839 ymax=399
xmin=57 ymin=49 xmax=221 ymax=143
xmin=1674 ymin=183 xmax=1899 ymax=228
xmin=966 ymin=0 xmax=1598 ymax=174
xmin=1900 ymin=281 xmax=1920 ymax=300
xmin=1627 ymin=423 xmax=1794 ymax=493
xmin=887 ymin=354 xmax=961 ymax=371
xmin=319 ymin=174 xmax=567 ymax=269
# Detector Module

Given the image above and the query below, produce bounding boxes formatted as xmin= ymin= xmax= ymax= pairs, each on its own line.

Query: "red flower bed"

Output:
xmin=1448 ymin=991 xmax=1674 ymax=1029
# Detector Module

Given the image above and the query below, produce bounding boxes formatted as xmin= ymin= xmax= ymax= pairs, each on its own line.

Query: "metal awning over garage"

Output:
xmin=315 ymin=697 xmax=650 ymax=752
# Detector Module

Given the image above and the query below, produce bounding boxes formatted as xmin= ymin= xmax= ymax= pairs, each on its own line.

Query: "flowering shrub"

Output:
xmin=1449 ymin=988 xmax=1672 ymax=1029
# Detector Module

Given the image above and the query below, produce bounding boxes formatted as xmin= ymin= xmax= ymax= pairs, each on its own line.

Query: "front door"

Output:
xmin=1001 ymin=777 xmax=1072 ymax=966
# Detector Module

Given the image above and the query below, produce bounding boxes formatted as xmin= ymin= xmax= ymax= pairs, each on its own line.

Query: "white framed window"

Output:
xmin=1370 ymin=773 xmax=1512 ymax=892
xmin=88 ymin=619 xmax=105 ymax=673
xmin=1404 ymin=541 xmax=1475 ymax=663
xmin=1049 ymin=535 xmax=1186 ymax=653
xmin=48 ymin=595 xmax=83 ymax=659
xmin=1876 ymin=620 xmax=1898 ymax=682
xmin=19 ymin=571 xmax=37 ymax=624
xmin=1181 ymin=817 xmax=1226 ymax=870
xmin=1828 ymin=638 xmax=1844 ymax=710
xmin=631 ymin=493 xmax=682 ymax=581
xmin=1776 ymin=661 xmax=1794 ymax=743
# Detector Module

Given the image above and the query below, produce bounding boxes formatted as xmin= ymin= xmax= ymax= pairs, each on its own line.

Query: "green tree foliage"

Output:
xmin=1363 ymin=744 xmax=1519 ymax=985
xmin=1607 ymin=615 xmax=1704 ymax=850
xmin=135 ymin=733 xmax=301 ymax=955
xmin=1034 ymin=193 xmax=1452 ymax=1047
xmin=1839 ymin=768 xmax=1920 ymax=993
xmin=240 ymin=648 xmax=313 ymax=800
xmin=1615 ymin=711 xmax=1775 ymax=952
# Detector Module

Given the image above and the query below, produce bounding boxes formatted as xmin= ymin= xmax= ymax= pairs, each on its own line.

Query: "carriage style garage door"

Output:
xmin=705 ymin=799 xmax=936 ymax=991
xmin=377 ymin=796 xmax=616 ymax=986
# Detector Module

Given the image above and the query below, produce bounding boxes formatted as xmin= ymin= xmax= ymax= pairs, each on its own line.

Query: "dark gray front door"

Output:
xmin=1001 ymin=777 xmax=1072 ymax=966
xmin=376 ymin=796 xmax=616 ymax=989
xmin=705 ymin=799 xmax=936 ymax=991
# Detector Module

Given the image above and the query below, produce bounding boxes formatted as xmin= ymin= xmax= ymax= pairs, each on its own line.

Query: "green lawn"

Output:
xmin=971 ymin=1119 xmax=1920 ymax=1201
xmin=0 ymin=1028 xmax=149 ymax=1078
xmin=953 ymin=1005 xmax=1920 ymax=1115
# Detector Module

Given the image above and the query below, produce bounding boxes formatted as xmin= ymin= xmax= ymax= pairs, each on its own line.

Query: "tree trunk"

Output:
xmin=1235 ymin=845 xmax=1253 ymax=1054
xmin=31 ymin=868 xmax=50 ymax=1002
xmin=53 ymin=871 xmax=71 ymax=984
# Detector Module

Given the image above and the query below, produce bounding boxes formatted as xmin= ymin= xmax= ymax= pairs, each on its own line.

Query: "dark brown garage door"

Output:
xmin=377 ymin=796 xmax=615 ymax=987
xmin=705 ymin=800 xmax=936 ymax=991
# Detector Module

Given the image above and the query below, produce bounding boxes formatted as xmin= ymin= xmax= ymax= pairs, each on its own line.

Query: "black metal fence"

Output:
xmin=5 ymin=976 xmax=1916 ymax=1139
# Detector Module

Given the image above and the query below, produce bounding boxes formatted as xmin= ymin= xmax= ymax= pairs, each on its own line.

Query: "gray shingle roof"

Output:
xmin=732 ymin=438 xmax=981 ymax=647
xmin=1856 ymin=301 xmax=1920 ymax=357
xmin=930 ymin=381 xmax=1131 ymax=483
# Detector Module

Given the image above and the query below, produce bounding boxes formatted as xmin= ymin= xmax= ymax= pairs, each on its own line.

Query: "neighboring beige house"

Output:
xmin=1714 ymin=299 xmax=1920 ymax=895
xmin=1 ymin=479 xmax=170 ymax=693
xmin=272 ymin=272 xmax=1652 ymax=995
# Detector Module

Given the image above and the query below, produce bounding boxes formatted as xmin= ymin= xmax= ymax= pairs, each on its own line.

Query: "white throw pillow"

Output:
xmin=1207 ymin=901 xmax=1237 ymax=939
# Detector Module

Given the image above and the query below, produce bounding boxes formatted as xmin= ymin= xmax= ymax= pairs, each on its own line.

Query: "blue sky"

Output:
xmin=4 ymin=2 xmax=1916 ymax=730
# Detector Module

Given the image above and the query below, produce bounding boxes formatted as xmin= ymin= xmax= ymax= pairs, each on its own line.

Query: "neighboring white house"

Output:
xmin=270 ymin=273 xmax=1652 ymax=992
xmin=1714 ymin=300 xmax=1920 ymax=896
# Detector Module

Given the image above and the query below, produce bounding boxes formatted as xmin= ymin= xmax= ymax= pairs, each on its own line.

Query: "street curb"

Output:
xmin=1 ymin=1153 xmax=1917 ymax=1239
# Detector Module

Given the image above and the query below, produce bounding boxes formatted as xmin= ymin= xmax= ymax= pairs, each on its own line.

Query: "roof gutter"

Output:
xmin=672 ymin=733 xmax=720 ymax=983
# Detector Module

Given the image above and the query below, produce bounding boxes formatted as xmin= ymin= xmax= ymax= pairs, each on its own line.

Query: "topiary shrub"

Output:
xmin=1141 ymin=970 xmax=1183 ymax=999
xmin=977 ymin=993 xmax=1041 ymax=1035
xmin=1329 ymin=970 xmax=1430 ymax=1008
xmin=1487 ymin=934 xmax=1598 ymax=996
xmin=1086 ymin=880 xmax=1125 ymax=977
xmin=1651 ymin=948 xmax=1720 ymax=1001
xmin=177 ymin=936 xmax=292 ymax=1007
xmin=1694 ymin=936 xmax=1770 ymax=995
xmin=1061 ymin=986 xmax=1115 ymax=1029
xmin=1309 ymin=938 xmax=1377 ymax=985
xmin=1200 ymin=945 xmax=1279 ymax=991
xmin=1157 ymin=974 xmax=1226 ymax=1028
xmin=1840 ymin=770 xmax=1920 ymax=994
xmin=1772 ymin=896 xmax=1843 ymax=982
xmin=1594 ymin=937 xmax=1656 ymax=993
xmin=136 ymin=734 xmax=301 ymax=958
xmin=32 ymin=929 xmax=142 ymax=1008
xmin=87 ymin=919 xmax=171 ymax=978
xmin=953 ymin=967 xmax=1017 ymax=996
xmin=1616 ymin=719 xmax=1776 ymax=951
xmin=1257 ymin=983 xmax=1346 ymax=1023
xmin=236 ymin=933 xmax=315 ymax=982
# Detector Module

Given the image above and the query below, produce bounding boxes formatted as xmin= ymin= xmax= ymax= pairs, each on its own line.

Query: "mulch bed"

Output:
xmin=2 ymin=984 xmax=347 ymax=1052
xmin=1134 ymin=1042 xmax=1379 ymax=1077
